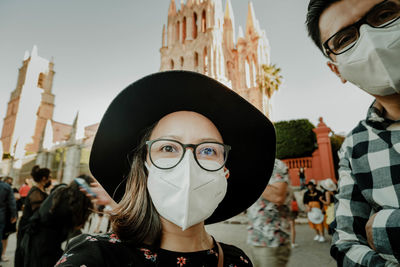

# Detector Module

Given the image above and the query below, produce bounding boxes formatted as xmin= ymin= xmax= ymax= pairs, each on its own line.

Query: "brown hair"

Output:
xmin=110 ymin=125 xmax=162 ymax=246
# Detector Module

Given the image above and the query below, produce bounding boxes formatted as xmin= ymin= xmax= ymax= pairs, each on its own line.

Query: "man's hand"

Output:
xmin=366 ymin=213 xmax=377 ymax=251
xmin=10 ymin=217 xmax=17 ymax=224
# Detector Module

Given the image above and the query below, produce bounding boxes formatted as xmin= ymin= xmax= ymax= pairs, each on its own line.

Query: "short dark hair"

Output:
xmin=306 ymin=0 xmax=341 ymax=53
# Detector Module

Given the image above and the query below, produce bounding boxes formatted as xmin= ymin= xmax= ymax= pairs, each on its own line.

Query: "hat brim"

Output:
xmin=308 ymin=208 xmax=324 ymax=224
xmin=89 ymin=71 xmax=276 ymax=224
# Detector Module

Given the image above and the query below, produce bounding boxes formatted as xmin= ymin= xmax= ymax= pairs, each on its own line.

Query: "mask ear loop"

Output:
xmin=223 ymin=167 xmax=230 ymax=179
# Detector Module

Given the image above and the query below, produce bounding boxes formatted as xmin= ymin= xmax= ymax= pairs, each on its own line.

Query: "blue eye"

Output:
xmin=199 ymin=147 xmax=216 ymax=156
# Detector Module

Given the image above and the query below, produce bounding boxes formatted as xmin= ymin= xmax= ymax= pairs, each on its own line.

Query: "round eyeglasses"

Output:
xmin=146 ymin=139 xmax=231 ymax=171
xmin=323 ymin=0 xmax=400 ymax=55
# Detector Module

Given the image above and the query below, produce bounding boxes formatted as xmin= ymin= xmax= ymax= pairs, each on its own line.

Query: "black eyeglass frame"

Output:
xmin=323 ymin=0 xmax=400 ymax=56
xmin=145 ymin=138 xmax=232 ymax=172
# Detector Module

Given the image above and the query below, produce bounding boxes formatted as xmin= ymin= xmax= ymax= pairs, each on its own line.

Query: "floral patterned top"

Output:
xmin=247 ymin=159 xmax=291 ymax=247
xmin=55 ymin=232 xmax=252 ymax=266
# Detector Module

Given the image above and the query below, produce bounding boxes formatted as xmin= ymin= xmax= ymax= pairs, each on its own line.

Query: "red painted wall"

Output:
xmin=282 ymin=118 xmax=337 ymax=186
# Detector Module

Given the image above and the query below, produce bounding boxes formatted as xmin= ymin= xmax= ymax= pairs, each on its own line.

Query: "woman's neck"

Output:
xmin=159 ymin=218 xmax=214 ymax=252
xmin=35 ymin=182 xmax=45 ymax=192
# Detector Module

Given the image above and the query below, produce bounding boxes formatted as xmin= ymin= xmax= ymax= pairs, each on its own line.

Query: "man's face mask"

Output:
xmin=333 ymin=18 xmax=400 ymax=96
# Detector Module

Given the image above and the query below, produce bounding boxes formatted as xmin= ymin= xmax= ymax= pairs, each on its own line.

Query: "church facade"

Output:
xmin=160 ymin=0 xmax=271 ymax=115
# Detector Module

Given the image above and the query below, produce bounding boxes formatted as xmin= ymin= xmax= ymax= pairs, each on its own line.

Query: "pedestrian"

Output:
xmin=15 ymin=165 xmax=51 ymax=267
xmin=1 ymin=177 xmax=19 ymax=262
xmin=55 ymin=71 xmax=276 ymax=266
xmin=18 ymin=179 xmax=31 ymax=211
xmin=289 ymin=197 xmax=299 ymax=248
xmin=247 ymin=159 xmax=292 ymax=267
xmin=303 ymin=180 xmax=325 ymax=242
xmin=0 ymin=176 xmax=17 ymax=263
xmin=19 ymin=174 xmax=94 ymax=267
xmin=299 ymin=167 xmax=306 ymax=189
xmin=306 ymin=0 xmax=400 ymax=265
xmin=318 ymin=178 xmax=337 ymax=235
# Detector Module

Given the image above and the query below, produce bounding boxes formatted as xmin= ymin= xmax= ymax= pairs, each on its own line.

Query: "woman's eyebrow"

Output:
xmin=196 ymin=137 xmax=222 ymax=143
xmin=157 ymin=136 xmax=222 ymax=143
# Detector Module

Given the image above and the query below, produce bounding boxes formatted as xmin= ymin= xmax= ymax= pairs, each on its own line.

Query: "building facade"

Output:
xmin=160 ymin=0 xmax=271 ymax=115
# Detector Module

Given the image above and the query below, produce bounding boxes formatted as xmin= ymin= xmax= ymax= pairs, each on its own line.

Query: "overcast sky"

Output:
xmin=0 ymin=0 xmax=373 ymax=137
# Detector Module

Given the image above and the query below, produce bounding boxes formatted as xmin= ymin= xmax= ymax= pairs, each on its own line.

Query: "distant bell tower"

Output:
xmin=1 ymin=45 xmax=55 ymax=156
xmin=160 ymin=0 xmax=271 ymax=115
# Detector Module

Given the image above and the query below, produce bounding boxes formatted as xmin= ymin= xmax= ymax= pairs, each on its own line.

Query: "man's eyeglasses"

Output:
xmin=323 ymin=0 xmax=400 ymax=56
xmin=146 ymin=139 xmax=231 ymax=171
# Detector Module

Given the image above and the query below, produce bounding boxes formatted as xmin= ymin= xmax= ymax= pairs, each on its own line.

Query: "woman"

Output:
xmin=20 ymin=175 xmax=93 ymax=267
xmin=319 ymin=178 xmax=337 ymax=235
xmin=56 ymin=71 xmax=276 ymax=266
xmin=15 ymin=165 xmax=51 ymax=267
xmin=303 ymin=180 xmax=325 ymax=242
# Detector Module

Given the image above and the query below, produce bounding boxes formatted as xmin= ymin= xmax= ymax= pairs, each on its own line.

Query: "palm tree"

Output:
xmin=257 ymin=64 xmax=283 ymax=116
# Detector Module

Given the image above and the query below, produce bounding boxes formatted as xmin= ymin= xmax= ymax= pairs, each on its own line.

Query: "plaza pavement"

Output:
xmin=2 ymin=214 xmax=335 ymax=267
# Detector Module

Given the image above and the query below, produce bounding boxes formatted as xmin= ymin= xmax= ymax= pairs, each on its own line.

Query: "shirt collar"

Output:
xmin=366 ymin=101 xmax=395 ymax=130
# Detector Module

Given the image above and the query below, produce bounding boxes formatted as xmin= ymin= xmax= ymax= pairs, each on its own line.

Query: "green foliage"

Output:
xmin=2 ymin=153 xmax=12 ymax=160
xmin=275 ymin=119 xmax=317 ymax=159
xmin=257 ymin=64 xmax=283 ymax=98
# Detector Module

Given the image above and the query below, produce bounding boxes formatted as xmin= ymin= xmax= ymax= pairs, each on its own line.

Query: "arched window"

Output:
xmin=245 ymin=59 xmax=251 ymax=88
xmin=180 ymin=57 xmax=184 ymax=68
xmin=193 ymin=12 xmax=198 ymax=39
xmin=37 ymin=72 xmax=45 ymax=89
xmin=176 ymin=21 xmax=180 ymax=42
xmin=201 ymin=10 xmax=206 ymax=33
xmin=170 ymin=59 xmax=174 ymax=70
xmin=182 ymin=17 xmax=187 ymax=43
xmin=203 ymin=47 xmax=208 ymax=74
xmin=194 ymin=52 xmax=199 ymax=67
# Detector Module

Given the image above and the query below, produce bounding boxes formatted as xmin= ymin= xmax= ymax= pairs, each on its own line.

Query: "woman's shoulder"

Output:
xmin=219 ymin=242 xmax=252 ymax=266
xmin=55 ymin=233 xmax=136 ymax=266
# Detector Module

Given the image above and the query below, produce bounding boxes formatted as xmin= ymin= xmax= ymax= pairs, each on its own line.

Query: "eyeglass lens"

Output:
xmin=148 ymin=139 xmax=227 ymax=171
xmin=327 ymin=0 xmax=400 ymax=54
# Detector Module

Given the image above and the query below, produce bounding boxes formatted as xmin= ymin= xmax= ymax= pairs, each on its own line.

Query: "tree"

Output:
xmin=275 ymin=119 xmax=317 ymax=159
xmin=257 ymin=64 xmax=283 ymax=116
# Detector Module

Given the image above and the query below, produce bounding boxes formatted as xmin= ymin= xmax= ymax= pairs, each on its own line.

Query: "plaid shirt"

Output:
xmin=331 ymin=101 xmax=400 ymax=267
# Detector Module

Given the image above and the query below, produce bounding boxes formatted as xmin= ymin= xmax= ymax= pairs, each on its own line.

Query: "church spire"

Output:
xmin=168 ymin=0 xmax=177 ymax=16
xmin=223 ymin=0 xmax=235 ymax=49
xmin=31 ymin=45 xmax=38 ymax=58
xmin=224 ymin=0 xmax=234 ymax=21
xmin=68 ymin=111 xmax=79 ymax=144
xmin=246 ymin=1 xmax=261 ymax=37
xmin=162 ymin=24 xmax=166 ymax=47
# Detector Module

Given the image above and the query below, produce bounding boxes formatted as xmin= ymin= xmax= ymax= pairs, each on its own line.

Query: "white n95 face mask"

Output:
xmin=335 ymin=19 xmax=400 ymax=96
xmin=146 ymin=151 xmax=228 ymax=231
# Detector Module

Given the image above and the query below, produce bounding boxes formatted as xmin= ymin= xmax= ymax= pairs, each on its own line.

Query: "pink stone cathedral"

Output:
xmin=160 ymin=0 xmax=271 ymax=115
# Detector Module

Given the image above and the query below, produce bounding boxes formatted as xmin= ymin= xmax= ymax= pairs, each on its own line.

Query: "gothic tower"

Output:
xmin=160 ymin=0 xmax=271 ymax=115
xmin=0 ymin=46 xmax=55 ymax=156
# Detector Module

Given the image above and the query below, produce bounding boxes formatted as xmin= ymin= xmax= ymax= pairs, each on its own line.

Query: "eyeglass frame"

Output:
xmin=323 ymin=0 xmax=400 ymax=56
xmin=145 ymin=138 xmax=231 ymax=172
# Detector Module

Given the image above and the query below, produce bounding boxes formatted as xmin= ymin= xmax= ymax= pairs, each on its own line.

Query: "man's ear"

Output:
xmin=327 ymin=61 xmax=347 ymax=84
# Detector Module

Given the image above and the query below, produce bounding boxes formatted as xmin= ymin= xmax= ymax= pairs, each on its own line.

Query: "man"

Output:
xmin=1 ymin=177 xmax=19 ymax=262
xmin=0 ymin=177 xmax=17 ymax=261
xmin=306 ymin=0 xmax=400 ymax=266
xmin=303 ymin=180 xmax=325 ymax=242
xmin=247 ymin=159 xmax=292 ymax=267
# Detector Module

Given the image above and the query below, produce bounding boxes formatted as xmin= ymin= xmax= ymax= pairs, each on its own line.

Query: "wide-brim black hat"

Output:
xmin=89 ymin=71 xmax=276 ymax=224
